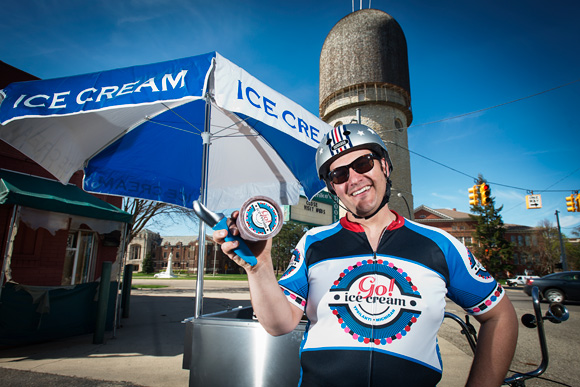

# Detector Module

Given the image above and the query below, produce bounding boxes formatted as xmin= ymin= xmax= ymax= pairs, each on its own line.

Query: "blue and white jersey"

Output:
xmin=278 ymin=212 xmax=504 ymax=386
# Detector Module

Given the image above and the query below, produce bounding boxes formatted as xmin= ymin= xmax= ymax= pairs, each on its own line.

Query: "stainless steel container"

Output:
xmin=184 ymin=306 xmax=306 ymax=387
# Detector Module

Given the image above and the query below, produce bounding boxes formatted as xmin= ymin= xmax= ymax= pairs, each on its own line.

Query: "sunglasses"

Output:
xmin=327 ymin=153 xmax=381 ymax=185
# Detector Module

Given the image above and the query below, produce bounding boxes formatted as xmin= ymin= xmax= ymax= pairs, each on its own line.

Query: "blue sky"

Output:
xmin=2 ymin=0 xmax=579 ymax=235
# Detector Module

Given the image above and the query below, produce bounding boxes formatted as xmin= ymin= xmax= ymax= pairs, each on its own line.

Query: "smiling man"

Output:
xmin=214 ymin=123 xmax=518 ymax=387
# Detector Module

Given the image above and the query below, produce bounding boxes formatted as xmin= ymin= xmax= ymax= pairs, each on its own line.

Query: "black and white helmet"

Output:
xmin=316 ymin=124 xmax=392 ymax=192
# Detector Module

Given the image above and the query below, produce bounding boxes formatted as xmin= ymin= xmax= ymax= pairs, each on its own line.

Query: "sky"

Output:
xmin=2 ymin=0 xmax=579 ymax=236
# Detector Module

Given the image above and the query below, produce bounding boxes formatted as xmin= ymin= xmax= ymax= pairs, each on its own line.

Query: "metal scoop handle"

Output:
xmin=192 ymin=200 xmax=257 ymax=266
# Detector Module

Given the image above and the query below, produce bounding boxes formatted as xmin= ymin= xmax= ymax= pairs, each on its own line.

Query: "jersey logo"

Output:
xmin=466 ymin=249 xmax=493 ymax=280
xmin=328 ymin=258 xmax=422 ymax=345
xmin=280 ymin=249 xmax=301 ymax=280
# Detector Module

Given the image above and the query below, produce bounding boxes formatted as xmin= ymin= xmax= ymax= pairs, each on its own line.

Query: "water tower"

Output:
xmin=319 ymin=9 xmax=414 ymax=217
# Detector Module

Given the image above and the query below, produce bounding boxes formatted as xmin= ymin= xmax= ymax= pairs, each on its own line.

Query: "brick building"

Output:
xmin=413 ymin=205 xmax=540 ymax=275
xmin=127 ymin=229 xmax=232 ymax=274
xmin=0 ymin=61 xmax=132 ymax=346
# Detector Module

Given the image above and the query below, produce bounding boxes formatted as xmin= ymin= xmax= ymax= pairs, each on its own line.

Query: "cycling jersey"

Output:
xmin=278 ymin=212 xmax=504 ymax=386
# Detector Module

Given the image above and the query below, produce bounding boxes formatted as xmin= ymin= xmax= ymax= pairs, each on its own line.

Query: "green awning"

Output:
xmin=0 ymin=169 xmax=133 ymax=223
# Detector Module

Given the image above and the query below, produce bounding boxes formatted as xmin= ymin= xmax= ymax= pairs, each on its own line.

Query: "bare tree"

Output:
xmin=533 ymin=219 xmax=561 ymax=275
xmin=123 ymin=198 xmax=199 ymax=243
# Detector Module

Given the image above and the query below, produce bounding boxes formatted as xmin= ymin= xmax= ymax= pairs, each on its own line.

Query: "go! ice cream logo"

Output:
xmin=328 ymin=258 xmax=422 ymax=345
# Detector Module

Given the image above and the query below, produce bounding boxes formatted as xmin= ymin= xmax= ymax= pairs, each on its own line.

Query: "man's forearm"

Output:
xmin=246 ymin=259 xmax=302 ymax=336
xmin=466 ymin=298 xmax=518 ymax=386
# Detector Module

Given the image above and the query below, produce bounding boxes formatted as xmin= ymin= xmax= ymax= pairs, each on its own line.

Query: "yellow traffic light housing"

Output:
xmin=566 ymin=194 xmax=577 ymax=212
xmin=468 ymin=185 xmax=479 ymax=206
xmin=480 ymin=183 xmax=491 ymax=206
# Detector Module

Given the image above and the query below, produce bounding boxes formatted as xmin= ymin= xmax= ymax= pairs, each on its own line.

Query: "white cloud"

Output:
xmin=431 ymin=192 xmax=458 ymax=201
xmin=559 ymin=215 xmax=580 ymax=229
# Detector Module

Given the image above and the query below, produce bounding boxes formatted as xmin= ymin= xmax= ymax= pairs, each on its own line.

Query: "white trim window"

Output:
xmin=62 ymin=230 xmax=97 ymax=285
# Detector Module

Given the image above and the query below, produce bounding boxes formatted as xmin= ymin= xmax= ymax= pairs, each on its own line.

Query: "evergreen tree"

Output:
xmin=142 ymin=252 xmax=155 ymax=274
xmin=469 ymin=175 xmax=513 ymax=277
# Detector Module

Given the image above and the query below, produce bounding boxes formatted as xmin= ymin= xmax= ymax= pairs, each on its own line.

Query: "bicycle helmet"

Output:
xmin=316 ymin=124 xmax=393 ymax=193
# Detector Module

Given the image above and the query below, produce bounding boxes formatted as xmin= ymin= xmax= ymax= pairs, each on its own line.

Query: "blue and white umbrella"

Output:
xmin=0 ymin=52 xmax=329 ymax=212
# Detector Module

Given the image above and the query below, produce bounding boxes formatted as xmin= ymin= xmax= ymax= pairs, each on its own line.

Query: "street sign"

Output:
xmin=526 ymin=194 xmax=542 ymax=209
xmin=283 ymin=191 xmax=339 ymax=226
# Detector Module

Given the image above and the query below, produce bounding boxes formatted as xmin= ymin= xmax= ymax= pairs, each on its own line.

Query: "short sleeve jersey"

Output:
xmin=278 ymin=212 xmax=504 ymax=387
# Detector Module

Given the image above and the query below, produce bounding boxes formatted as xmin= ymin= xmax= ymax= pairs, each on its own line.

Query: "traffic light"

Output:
xmin=566 ymin=194 xmax=577 ymax=212
xmin=468 ymin=185 xmax=479 ymax=206
xmin=480 ymin=183 xmax=491 ymax=206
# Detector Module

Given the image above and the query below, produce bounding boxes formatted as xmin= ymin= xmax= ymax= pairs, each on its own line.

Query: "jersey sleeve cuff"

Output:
xmin=280 ymin=284 xmax=307 ymax=311
xmin=464 ymin=283 xmax=505 ymax=316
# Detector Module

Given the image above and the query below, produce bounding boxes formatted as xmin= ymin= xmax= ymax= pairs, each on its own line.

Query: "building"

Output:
xmin=413 ymin=206 xmax=476 ymax=246
xmin=414 ymin=205 xmax=541 ymax=275
xmin=0 ymin=61 xmax=133 ymax=346
xmin=126 ymin=229 xmax=231 ymax=274
xmin=320 ymin=9 xmax=414 ymax=216
xmin=126 ymin=229 xmax=162 ymax=272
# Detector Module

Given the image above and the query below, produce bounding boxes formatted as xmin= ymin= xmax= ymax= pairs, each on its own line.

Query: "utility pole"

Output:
xmin=555 ymin=210 xmax=568 ymax=271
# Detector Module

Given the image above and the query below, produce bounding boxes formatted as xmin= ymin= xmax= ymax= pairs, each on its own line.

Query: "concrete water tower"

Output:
xmin=319 ymin=8 xmax=414 ymax=218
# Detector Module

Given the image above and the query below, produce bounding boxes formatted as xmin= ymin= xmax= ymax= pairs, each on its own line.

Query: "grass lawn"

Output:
xmin=132 ymin=272 xmax=284 ymax=280
xmin=131 ymin=284 xmax=169 ymax=289
xmin=132 ymin=272 xmax=249 ymax=281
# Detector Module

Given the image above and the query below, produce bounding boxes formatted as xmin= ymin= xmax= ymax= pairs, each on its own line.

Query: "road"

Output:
xmin=145 ymin=279 xmax=579 ymax=385
xmin=144 ymin=279 xmax=579 ymax=385
xmin=440 ymin=287 xmax=579 ymax=386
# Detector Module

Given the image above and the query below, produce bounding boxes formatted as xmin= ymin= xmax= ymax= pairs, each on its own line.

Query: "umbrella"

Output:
xmin=0 ymin=52 xmax=331 ymax=316
xmin=0 ymin=52 xmax=328 ymax=211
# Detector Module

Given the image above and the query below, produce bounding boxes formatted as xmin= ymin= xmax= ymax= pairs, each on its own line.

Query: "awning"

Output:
xmin=0 ymin=169 xmax=133 ymax=223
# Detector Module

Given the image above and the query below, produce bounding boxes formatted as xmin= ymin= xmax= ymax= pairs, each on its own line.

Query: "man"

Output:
xmin=214 ymin=123 xmax=518 ymax=386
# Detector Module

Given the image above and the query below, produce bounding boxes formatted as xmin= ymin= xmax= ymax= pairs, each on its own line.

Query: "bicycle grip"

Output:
xmin=213 ymin=217 xmax=257 ymax=266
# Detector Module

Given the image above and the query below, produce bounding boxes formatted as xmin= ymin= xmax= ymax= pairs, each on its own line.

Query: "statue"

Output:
xmin=154 ymin=252 xmax=177 ymax=278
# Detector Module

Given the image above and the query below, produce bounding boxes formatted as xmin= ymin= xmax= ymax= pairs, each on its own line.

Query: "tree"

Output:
xmin=469 ymin=175 xmax=513 ymax=277
xmin=271 ymin=221 xmax=312 ymax=275
xmin=533 ymin=219 xmax=562 ymax=274
xmin=142 ymin=252 xmax=155 ymax=274
xmin=564 ymin=240 xmax=580 ymax=271
xmin=122 ymin=198 xmax=198 ymax=244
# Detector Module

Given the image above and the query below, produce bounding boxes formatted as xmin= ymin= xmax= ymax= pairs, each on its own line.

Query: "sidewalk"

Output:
xmin=0 ymin=279 xmax=472 ymax=386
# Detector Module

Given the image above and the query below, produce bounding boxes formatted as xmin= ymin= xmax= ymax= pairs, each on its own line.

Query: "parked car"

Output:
xmin=523 ymin=271 xmax=580 ymax=303
xmin=506 ymin=275 xmax=539 ymax=287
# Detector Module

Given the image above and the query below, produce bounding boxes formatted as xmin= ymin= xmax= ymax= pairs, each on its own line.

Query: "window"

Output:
xmin=394 ymin=118 xmax=404 ymax=132
xmin=525 ymin=235 xmax=531 ymax=246
xmin=62 ymin=230 xmax=97 ymax=285
xmin=518 ymin=235 xmax=524 ymax=246
xmin=129 ymin=244 xmax=141 ymax=261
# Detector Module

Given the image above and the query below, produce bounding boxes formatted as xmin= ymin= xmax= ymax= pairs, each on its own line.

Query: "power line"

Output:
xmin=408 ymin=78 xmax=580 ymax=129
xmin=388 ymin=141 xmax=580 ymax=193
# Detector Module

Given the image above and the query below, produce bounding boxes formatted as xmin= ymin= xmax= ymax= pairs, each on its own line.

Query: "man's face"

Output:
xmin=328 ymin=149 xmax=388 ymax=218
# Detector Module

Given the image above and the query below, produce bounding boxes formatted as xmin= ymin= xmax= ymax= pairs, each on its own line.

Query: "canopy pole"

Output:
xmin=0 ymin=205 xmax=20 ymax=302
xmin=194 ymin=93 xmax=212 ymax=318
xmin=112 ymin=222 xmax=129 ymax=338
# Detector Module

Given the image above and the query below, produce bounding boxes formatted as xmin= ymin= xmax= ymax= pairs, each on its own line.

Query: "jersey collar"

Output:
xmin=340 ymin=210 xmax=405 ymax=233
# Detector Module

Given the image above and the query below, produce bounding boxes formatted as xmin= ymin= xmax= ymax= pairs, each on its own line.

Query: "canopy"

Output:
xmin=0 ymin=169 xmax=133 ymax=223
xmin=0 ymin=52 xmax=330 ymax=211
